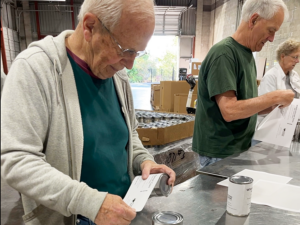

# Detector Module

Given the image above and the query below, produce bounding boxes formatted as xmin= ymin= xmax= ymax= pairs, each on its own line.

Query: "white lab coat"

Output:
xmin=258 ymin=64 xmax=300 ymax=98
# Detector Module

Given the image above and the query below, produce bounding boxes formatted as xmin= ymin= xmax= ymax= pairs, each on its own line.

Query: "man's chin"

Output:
xmin=95 ymin=72 xmax=115 ymax=80
xmin=256 ymin=45 xmax=264 ymax=52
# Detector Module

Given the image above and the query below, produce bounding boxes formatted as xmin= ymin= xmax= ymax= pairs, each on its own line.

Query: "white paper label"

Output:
xmin=227 ymin=181 xmax=253 ymax=216
xmin=123 ymin=173 xmax=163 ymax=212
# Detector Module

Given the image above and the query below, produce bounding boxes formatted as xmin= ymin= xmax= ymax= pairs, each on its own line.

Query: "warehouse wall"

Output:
xmin=195 ymin=0 xmax=238 ymax=62
xmin=210 ymin=0 xmax=238 ymax=44
xmin=256 ymin=0 xmax=300 ymax=75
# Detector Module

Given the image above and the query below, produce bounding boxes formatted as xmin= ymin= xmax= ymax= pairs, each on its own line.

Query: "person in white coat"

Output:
xmin=258 ymin=38 xmax=300 ymax=98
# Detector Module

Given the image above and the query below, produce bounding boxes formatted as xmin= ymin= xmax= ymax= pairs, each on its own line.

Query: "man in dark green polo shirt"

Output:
xmin=192 ymin=0 xmax=294 ymax=168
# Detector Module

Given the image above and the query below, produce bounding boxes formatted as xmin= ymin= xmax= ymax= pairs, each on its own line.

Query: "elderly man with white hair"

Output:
xmin=192 ymin=0 xmax=295 ymax=169
xmin=1 ymin=0 xmax=175 ymax=225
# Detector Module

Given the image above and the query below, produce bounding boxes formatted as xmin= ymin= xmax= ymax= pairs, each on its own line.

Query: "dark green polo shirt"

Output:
xmin=192 ymin=37 xmax=258 ymax=158
xmin=67 ymin=51 xmax=130 ymax=198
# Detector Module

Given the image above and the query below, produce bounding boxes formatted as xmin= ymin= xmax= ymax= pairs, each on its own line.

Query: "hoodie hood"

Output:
xmin=27 ymin=30 xmax=74 ymax=104
xmin=28 ymin=30 xmax=74 ymax=77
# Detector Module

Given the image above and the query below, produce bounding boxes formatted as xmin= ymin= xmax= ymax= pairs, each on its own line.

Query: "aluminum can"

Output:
xmin=226 ymin=175 xmax=253 ymax=216
xmin=137 ymin=116 xmax=144 ymax=123
xmin=152 ymin=211 xmax=183 ymax=225
xmin=224 ymin=212 xmax=249 ymax=225
xmin=144 ymin=116 xmax=152 ymax=124
xmin=154 ymin=115 xmax=162 ymax=122
xmin=138 ymin=123 xmax=144 ymax=128
xmin=152 ymin=173 xmax=172 ymax=197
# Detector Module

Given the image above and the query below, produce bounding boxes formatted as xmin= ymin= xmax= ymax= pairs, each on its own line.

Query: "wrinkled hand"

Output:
xmin=276 ymin=90 xmax=295 ymax=108
xmin=140 ymin=160 xmax=176 ymax=187
xmin=94 ymin=194 xmax=136 ymax=225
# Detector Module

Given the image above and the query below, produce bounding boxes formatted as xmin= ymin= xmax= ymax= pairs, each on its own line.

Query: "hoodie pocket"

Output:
xmin=22 ymin=204 xmax=70 ymax=224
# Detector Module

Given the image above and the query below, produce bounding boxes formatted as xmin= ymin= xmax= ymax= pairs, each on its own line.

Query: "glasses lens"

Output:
xmin=136 ymin=51 xmax=147 ymax=58
xmin=122 ymin=50 xmax=147 ymax=58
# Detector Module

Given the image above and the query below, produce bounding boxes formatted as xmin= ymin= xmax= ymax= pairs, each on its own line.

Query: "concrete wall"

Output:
xmin=211 ymin=0 xmax=238 ymax=44
xmin=195 ymin=0 xmax=238 ymax=61
xmin=256 ymin=0 xmax=300 ymax=75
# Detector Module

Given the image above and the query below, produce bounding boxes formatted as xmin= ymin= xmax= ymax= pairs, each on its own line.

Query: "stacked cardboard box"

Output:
xmin=174 ymin=93 xmax=198 ymax=114
xmin=191 ymin=62 xmax=201 ymax=76
xmin=150 ymin=84 xmax=160 ymax=110
xmin=136 ymin=110 xmax=195 ymax=146
xmin=159 ymin=81 xmax=198 ymax=112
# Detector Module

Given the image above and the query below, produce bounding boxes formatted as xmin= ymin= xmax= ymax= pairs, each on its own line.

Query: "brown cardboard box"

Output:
xmin=136 ymin=111 xmax=195 ymax=146
xmin=174 ymin=93 xmax=197 ymax=114
xmin=191 ymin=62 xmax=201 ymax=75
xmin=160 ymin=81 xmax=198 ymax=112
xmin=150 ymin=84 xmax=160 ymax=110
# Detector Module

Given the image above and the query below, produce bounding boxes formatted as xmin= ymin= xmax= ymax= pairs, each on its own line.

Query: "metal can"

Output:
xmin=154 ymin=115 xmax=162 ymax=122
xmin=153 ymin=173 xmax=171 ymax=197
xmin=144 ymin=116 xmax=152 ymax=124
xmin=137 ymin=116 xmax=144 ymax=123
xmin=138 ymin=123 xmax=144 ymax=128
xmin=226 ymin=175 xmax=253 ymax=216
xmin=152 ymin=211 xmax=183 ymax=225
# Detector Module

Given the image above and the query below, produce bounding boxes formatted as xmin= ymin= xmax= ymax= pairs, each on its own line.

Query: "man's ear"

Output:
xmin=82 ymin=13 xmax=98 ymax=42
xmin=249 ymin=13 xmax=259 ymax=29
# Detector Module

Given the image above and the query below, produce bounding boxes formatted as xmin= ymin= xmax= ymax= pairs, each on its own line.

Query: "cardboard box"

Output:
xmin=191 ymin=62 xmax=201 ymax=76
xmin=136 ymin=111 xmax=195 ymax=146
xmin=160 ymin=81 xmax=198 ymax=112
xmin=151 ymin=84 xmax=160 ymax=110
xmin=174 ymin=93 xmax=197 ymax=114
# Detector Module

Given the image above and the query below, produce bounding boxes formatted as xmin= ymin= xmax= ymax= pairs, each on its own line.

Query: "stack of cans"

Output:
xmin=135 ymin=110 xmax=195 ymax=129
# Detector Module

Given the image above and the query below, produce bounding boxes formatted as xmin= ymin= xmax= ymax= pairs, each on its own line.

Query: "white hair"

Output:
xmin=241 ymin=0 xmax=289 ymax=22
xmin=78 ymin=0 xmax=155 ymax=31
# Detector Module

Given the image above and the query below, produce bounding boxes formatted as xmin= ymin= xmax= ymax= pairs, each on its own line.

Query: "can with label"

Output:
xmin=152 ymin=211 xmax=183 ymax=225
xmin=226 ymin=175 xmax=253 ymax=216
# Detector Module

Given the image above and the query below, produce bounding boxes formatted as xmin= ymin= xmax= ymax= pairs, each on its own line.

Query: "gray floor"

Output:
xmin=1 ymin=83 xmax=153 ymax=225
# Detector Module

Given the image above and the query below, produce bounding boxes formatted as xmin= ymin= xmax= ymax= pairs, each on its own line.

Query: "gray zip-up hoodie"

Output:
xmin=1 ymin=30 xmax=154 ymax=225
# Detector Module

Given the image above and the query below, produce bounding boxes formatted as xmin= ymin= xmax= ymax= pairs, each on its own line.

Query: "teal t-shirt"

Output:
xmin=68 ymin=53 xmax=130 ymax=198
xmin=192 ymin=37 xmax=258 ymax=158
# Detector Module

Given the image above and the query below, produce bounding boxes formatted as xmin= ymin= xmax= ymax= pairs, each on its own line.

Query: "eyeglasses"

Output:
xmin=97 ymin=18 xmax=147 ymax=58
xmin=287 ymin=55 xmax=299 ymax=61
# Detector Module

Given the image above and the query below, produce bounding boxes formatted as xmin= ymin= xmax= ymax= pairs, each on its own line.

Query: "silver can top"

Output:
xmin=229 ymin=175 xmax=253 ymax=184
xmin=152 ymin=211 xmax=183 ymax=225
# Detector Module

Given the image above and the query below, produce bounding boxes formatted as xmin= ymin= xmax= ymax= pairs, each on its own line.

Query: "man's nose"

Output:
xmin=123 ymin=56 xmax=136 ymax=70
xmin=268 ymin=34 xmax=275 ymax=42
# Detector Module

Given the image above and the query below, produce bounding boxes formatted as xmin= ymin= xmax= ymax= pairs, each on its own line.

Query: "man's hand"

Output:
xmin=140 ymin=160 xmax=176 ymax=187
xmin=94 ymin=194 xmax=136 ymax=225
xmin=275 ymin=90 xmax=295 ymax=108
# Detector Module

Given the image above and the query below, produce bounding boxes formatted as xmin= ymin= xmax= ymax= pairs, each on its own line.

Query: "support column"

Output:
xmin=194 ymin=0 xmax=203 ymax=61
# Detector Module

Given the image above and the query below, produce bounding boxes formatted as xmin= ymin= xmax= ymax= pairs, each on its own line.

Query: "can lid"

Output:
xmin=152 ymin=211 xmax=183 ymax=225
xmin=159 ymin=174 xmax=171 ymax=197
xmin=229 ymin=175 xmax=253 ymax=184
